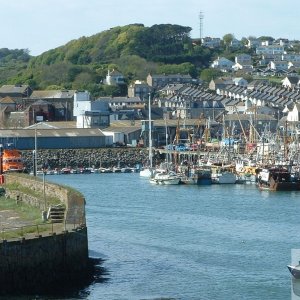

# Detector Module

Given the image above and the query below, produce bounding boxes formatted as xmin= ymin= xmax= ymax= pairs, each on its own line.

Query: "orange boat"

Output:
xmin=2 ymin=149 xmax=25 ymax=173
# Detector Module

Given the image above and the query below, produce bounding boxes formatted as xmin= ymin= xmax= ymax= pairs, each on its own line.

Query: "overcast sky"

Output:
xmin=1 ymin=0 xmax=299 ymax=56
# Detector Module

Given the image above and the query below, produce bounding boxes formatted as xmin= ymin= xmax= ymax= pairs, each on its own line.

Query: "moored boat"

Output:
xmin=211 ymin=167 xmax=236 ymax=184
xmin=2 ymin=147 xmax=25 ymax=173
xmin=288 ymin=263 xmax=300 ymax=279
xmin=257 ymin=167 xmax=300 ymax=191
xmin=150 ymin=171 xmax=181 ymax=185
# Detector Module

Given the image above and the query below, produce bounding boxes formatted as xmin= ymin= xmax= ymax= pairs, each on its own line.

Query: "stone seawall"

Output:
xmin=0 ymin=174 xmax=89 ymax=295
xmin=0 ymin=227 xmax=89 ymax=294
xmin=22 ymin=147 xmax=164 ymax=171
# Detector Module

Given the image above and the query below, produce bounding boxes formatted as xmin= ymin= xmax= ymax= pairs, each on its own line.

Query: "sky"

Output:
xmin=1 ymin=0 xmax=299 ymax=56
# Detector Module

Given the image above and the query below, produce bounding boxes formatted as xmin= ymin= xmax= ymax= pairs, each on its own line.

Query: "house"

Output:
xmin=230 ymin=38 xmax=242 ymax=48
xmin=247 ymin=79 xmax=269 ymax=90
xmin=287 ymin=103 xmax=300 ymax=122
xmin=235 ymin=54 xmax=252 ymax=65
xmin=268 ymin=60 xmax=289 ymax=71
xmin=146 ymin=73 xmax=194 ymax=88
xmin=258 ymin=54 xmax=282 ymax=66
xmin=281 ymin=76 xmax=300 ymax=89
xmin=0 ymin=84 xmax=32 ymax=101
xmin=105 ymin=69 xmax=125 ymax=85
xmin=209 ymin=78 xmax=233 ymax=90
xmin=211 ymin=57 xmax=235 ymax=72
xmin=287 ymin=61 xmax=300 ymax=71
xmin=0 ymin=96 xmax=16 ymax=111
xmin=29 ymin=89 xmax=76 ymax=121
xmin=201 ymin=37 xmax=221 ymax=48
xmin=282 ymin=53 xmax=300 ymax=62
xmin=127 ymin=80 xmax=152 ymax=99
xmin=256 ymin=45 xmax=285 ymax=55
xmin=232 ymin=63 xmax=253 ymax=72
xmin=232 ymin=78 xmax=248 ymax=87
xmin=245 ymin=38 xmax=261 ymax=49
xmin=0 ymin=97 xmax=17 ymax=128
xmin=73 ymin=91 xmax=110 ymax=129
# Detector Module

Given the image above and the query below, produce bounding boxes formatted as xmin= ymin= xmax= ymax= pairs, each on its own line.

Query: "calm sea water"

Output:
xmin=44 ymin=173 xmax=300 ymax=300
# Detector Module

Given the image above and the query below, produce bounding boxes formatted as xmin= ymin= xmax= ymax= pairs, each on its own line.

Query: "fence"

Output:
xmin=0 ymin=219 xmax=86 ymax=241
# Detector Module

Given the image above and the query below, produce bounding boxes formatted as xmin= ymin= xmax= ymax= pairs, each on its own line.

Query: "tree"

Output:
xmin=223 ymin=34 xmax=235 ymax=50
xmin=200 ymin=68 xmax=223 ymax=82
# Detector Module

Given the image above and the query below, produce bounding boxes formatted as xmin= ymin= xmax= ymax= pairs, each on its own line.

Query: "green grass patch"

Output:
xmin=4 ymin=181 xmax=63 ymax=207
xmin=0 ymin=195 xmax=42 ymax=223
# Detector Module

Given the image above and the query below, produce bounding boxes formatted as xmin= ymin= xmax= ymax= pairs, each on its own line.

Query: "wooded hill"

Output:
xmin=0 ymin=24 xmax=248 ymax=97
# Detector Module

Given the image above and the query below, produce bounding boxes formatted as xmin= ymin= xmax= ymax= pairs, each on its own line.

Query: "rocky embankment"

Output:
xmin=22 ymin=148 xmax=165 ymax=171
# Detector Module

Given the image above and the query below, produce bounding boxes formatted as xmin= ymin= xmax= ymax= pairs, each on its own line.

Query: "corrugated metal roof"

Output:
xmin=0 ymin=96 xmax=15 ymax=104
xmin=30 ymin=90 xmax=76 ymax=99
xmin=0 ymin=128 xmax=106 ymax=138
xmin=0 ymin=85 xmax=29 ymax=94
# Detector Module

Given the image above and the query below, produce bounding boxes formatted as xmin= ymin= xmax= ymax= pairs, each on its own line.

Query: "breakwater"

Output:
xmin=22 ymin=148 xmax=164 ymax=171
xmin=0 ymin=174 xmax=92 ymax=295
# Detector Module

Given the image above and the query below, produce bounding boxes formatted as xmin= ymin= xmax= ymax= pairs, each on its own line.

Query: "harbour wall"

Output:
xmin=0 ymin=174 xmax=89 ymax=294
xmin=21 ymin=147 xmax=164 ymax=171
xmin=5 ymin=174 xmax=86 ymax=223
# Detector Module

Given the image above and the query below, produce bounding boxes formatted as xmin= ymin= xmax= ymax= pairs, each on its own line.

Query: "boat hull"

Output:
xmin=151 ymin=178 xmax=181 ymax=185
xmin=288 ymin=265 xmax=300 ymax=279
xmin=259 ymin=182 xmax=300 ymax=191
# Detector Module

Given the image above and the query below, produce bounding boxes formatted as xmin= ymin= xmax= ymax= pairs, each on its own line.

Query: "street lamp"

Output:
xmin=0 ymin=144 xmax=3 ymax=184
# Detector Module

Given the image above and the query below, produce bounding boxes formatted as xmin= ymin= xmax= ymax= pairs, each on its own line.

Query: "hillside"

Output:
xmin=0 ymin=24 xmax=217 ymax=96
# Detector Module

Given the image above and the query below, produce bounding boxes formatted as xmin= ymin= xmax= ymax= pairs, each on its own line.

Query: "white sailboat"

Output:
xmin=140 ymin=94 xmax=154 ymax=178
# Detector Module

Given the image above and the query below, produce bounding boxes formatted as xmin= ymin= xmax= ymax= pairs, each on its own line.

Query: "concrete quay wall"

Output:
xmin=0 ymin=174 xmax=89 ymax=295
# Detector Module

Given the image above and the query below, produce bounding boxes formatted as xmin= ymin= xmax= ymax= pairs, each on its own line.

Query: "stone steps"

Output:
xmin=47 ymin=205 xmax=65 ymax=223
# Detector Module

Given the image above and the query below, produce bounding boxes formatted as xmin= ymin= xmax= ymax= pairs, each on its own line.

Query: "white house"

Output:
xmin=232 ymin=77 xmax=248 ymax=87
xmin=256 ymin=45 xmax=285 ymax=55
xmin=281 ymin=76 xmax=300 ymax=88
xmin=287 ymin=103 xmax=300 ymax=122
xmin=232 ymin=63 xmax=253 ymax=72
xmin=211 ymin=57 xmax=235 ymax=72
xmin=268 ymin=60 xmax=289 ymax=71
xmin=245 ymin=38 xmax=260 ymax=49
xmin=73 ymin=91 xmax=110 ymax=128
xmin=105 ymin=69 xmax=125 ymax=85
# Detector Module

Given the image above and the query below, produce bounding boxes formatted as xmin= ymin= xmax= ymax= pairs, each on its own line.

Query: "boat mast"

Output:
xmin=148 ymin=93 xmax=153 ymax=169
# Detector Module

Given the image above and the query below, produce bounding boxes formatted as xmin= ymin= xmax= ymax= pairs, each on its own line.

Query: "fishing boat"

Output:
xmin=288 ymin=263 xmax=300 ymax=279
xmin=179 ymin=167 xmax=212 ymax=185
xmin=2 ymin=147 xmax=25 ymax=173
xmin=257 ymin=167 xmax=300 ymax=191
xmin=211 ymin=167 xmax=236 ymax=184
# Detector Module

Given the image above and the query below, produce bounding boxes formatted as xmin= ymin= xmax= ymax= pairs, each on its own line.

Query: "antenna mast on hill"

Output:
xmin=199 ymin=11 xmax=204 ymax=41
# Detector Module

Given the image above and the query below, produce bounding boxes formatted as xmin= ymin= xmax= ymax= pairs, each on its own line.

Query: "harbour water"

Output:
xmin=43 ymin=173 xmax=300 ymax=299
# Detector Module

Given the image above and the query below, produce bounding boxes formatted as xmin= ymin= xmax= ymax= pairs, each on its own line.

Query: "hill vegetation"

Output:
xmin=0 ymin=24 xmax=252 ymax=96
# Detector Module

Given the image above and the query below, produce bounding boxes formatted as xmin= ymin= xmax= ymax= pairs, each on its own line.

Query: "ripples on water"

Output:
xmin=42 ymin=173 xmax=300 ymax=300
